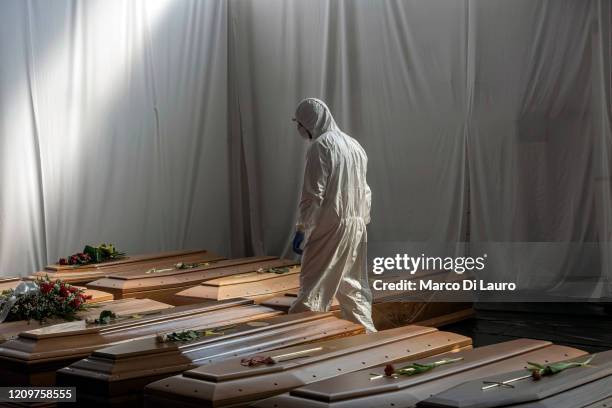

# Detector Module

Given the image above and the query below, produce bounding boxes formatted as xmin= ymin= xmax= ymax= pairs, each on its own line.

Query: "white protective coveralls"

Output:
xmin=289 ymin=98 xmax=376 ymax=333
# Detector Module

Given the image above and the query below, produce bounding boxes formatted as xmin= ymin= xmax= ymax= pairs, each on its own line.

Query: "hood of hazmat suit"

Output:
xmin=289 ymin=98 xmax=375 ymax=332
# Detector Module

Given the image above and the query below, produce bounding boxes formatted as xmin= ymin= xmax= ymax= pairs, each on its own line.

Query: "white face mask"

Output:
xmin=298 ymin=125 xmax=311 ymax=140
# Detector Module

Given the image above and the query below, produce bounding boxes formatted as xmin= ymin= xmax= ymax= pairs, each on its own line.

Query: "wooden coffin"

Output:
xmin=419 ymin=350 xmax=612 ymax=408
xmin=0 ymin=276 xmax=112 ymax=303
xmin=30 ymin=249 xmax=225 ymax=285
xmin=0 ymin=277 xmax=25 ymax=292
xmin=0 ymin=298 xmax=173 ymax=343
xmin=57 ymin=312 xmax=364 ymax=407
xmin=79 ymin=287 xmax=114 ymax=303
xmin=254 ymin=339 xmax=587 ymax=408
xmin=143 ymin=325 xmax=472 ymax=408
xmin=0 ymin=299 xmax=281 ymax=386
xmin=86 ymin=257 xmax=298 ymax=304
xmin=584 ymin=396 xmax=612 ymax=408
xmin=261 ymin=290 xmax=340 ymax=312
xmin=174 ymin=265 xmax=301 ymax=303
xmin=261 ymin=293 xmax=472 ymax=330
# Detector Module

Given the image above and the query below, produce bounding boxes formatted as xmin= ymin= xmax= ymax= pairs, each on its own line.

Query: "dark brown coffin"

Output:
xmin=86 ymin=257 xmax=298 ymax=304
xmin=0 ymin=298 xmax=173 ymax=343
xmin=419 ymin=350 xmax=612 ymax=408
xmin=57 ymin=312 xmax=364 ymax=407
xmin=143 ymin=325 xmax=472 ymax=408
xmin=29 ymin=249 xmax=226 ymax=285
xmin=174 ymin=265 xmax=301 ymax=303
xmin=0 ymin=299 xmax=281 ymax=386
xmin=255 ymin=339 xmax=587 ymax=408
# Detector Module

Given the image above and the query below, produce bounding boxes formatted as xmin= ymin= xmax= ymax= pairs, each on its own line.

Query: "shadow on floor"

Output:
xmin=440 ymin=302 xmax=612 ymax=354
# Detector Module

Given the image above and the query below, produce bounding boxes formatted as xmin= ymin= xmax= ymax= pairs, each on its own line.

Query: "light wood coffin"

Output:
xmin=0 ymin=276 xmax=112 ymax=303
xmin=174 ymin=265 xmax=301 ymax=303
xmin=57 ymin=312 xmax=364 ymax=406
xmin=86 ymin=256 xmax=298 ymax=304
xmin=143 ymin=325 xmax=472 ymax=408
xmin=261 ymin=291 xmax=340 ymax=312
xmin=0 ymin=277 xmax=25 ymax=292
xmin=0 ymin=298 xmax=173 ymax=343
xmin=254 ymin=339 xmax=587 ymax=408
xmin=0 ymin=299 xmax=281 ymax=386
xmin=30 ymin=249 xmax=226 ymax=284
xmin=419 ymin=350 xmax=612 ymax=408
xmin=79 ymin=287 xmax=114 ymax=303
xmin=261 ymin=292 xmax=472 ymax=330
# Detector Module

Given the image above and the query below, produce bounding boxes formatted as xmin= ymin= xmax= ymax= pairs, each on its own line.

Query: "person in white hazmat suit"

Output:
xmin=289 ymin=98 xmax=376 ymax=333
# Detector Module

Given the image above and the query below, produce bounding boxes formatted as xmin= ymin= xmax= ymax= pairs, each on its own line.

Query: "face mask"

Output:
xmin=298 ymin=124 xmax=312 ymax=141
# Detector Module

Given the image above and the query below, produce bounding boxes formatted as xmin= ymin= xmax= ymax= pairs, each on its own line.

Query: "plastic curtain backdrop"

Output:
xmin=0 ymin=0 xmax=610 ymax=301
xmin=0 ymin=0 xmax=229 ymax=276
xmin=228 ymin=0 xmax=612 ymax=301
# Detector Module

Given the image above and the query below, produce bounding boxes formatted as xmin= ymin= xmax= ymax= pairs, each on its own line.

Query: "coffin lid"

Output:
xmin=58 ymin=313 xmax=363 ymax=386
xmin=145 ymin=328 xmax=471 ymax=408
xmin=184 ymin=325 xmax=439 ymax=382
xmin=44 ymin=249 xmax=220 ymax=271
xmin=421 ymin=350 xmax=612 ymax=408
xmin=92 ymin=311 xmax=336 ymax=359
xmin=0 ymin=301 xmax=278 ymax=363
xmin=0 ymin=277 xmax=21 ymax=284
xmin=19 ymin=298 xmax=252 ymax=340
xmin=290 ymin=339 xmax=552 ymax=402
xmin=199 ymin=265 xmax=300 ymax=286
xmin=31 ymin=250 xmax=226 ymax=284
xmin=79 ymin=287 xmax=113 ymax=303
xmin=175 ymin=265 xmax=301 ymax=301
xmin=0 ymin=298 xmax=173 ymax=343
xmin=256 ymin=343 xmax=587 ymax=408
xmin=108 ymin=256 xmax=281 ymax=280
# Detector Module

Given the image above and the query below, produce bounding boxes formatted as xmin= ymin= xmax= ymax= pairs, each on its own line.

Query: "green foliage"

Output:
xmin=174 ymin=262 xmax=208 ymax=270
xmin=257 ymin=266 xmax=292 ymax=274
xmin=84 ymin=243 xmax=125 ymax=263
xmin=158 ymin=328 xmax=223 ymax=343
xmin=382 ymin=357 xmax=464 ymax=378
xmin=527 ymin=355 xmax=595 ymax=380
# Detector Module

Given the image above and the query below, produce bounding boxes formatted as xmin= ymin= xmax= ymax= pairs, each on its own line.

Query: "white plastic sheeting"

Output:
xmin=229 ymin=0 xmax=612 ymax=300
xmin=0 ymin=0 xmax=228 ymax=276
xmin=0 ymin=0 xmax=611 ymax=300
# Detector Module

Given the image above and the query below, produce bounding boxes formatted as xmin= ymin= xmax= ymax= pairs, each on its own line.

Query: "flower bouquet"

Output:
xmin=0 ymin=277 xmax=93 ymax=323
xmin=58 ymin=243 xmax=125 ymax=266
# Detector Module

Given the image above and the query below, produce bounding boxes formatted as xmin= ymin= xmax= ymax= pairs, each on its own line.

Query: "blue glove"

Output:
xmin=292 ymin=231 xmax=304 ymax=255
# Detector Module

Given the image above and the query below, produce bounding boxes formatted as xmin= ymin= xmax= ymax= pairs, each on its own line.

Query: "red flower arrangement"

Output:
xmin=0 ymin=277 xmax=92 ymax=323
xmin=58 ymin=243 xmax=124 ymax=266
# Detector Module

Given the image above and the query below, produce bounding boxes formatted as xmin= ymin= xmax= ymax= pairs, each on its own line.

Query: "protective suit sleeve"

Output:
xmin=365 ymin=183 xmax=372 ymax=225
xmin=296 ymin=141 xmax=330 ymax=232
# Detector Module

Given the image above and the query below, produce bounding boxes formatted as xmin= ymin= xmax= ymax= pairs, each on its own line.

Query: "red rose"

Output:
xmin=68 ymin=286 xmax=78 ymax=293
xmin=39 ymin=282 xmax=53 ymax=294
xmin=83 ymin=294 xmax=93 ymax=300
xmin=59 ymin=285 xmax=70 ymax=297
xmin=58 ymin=258 xmax=67 ymax=265
xmin=69 ymin=297 xmax=82 ymax=309
xmin=384 ymin=364 xmax=395 ymax=377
